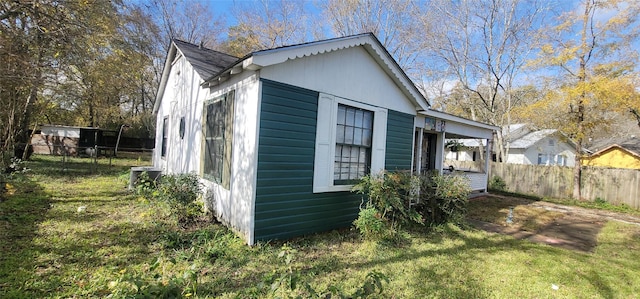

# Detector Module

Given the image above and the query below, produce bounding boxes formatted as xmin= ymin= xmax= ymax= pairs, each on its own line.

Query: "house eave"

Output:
xmin=153 ymin=42 xmax=177 ymax=115
xmin=588 ymin=144 xmax=640 ymax=160
xmin=200 ymin=33 xmax=430 ymax=111
xmin=420 ymin=109 xmax=499 ymax=131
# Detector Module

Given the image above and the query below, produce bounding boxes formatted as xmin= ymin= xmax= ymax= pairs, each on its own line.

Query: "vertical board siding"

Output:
xmin=255 ymin=79 xmax=363 ymax=242
xmin=385 ymin=110 xmax=415 ymax=170
xmin=491 ymin=162 xmax=640 ymax=209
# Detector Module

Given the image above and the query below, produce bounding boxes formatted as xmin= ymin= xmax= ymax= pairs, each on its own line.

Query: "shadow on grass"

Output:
xmin=3 ymin=157 xmax=637 ymax=298
xmin=0 ymin=175 xmax=50 ymax=297
xmin=243 ymin=223 xmax=621 ymax=298
xmin=27 ymin=155 xmax=144 ymax=179
xmin=0 ymin=159 xmax=163 ymax=297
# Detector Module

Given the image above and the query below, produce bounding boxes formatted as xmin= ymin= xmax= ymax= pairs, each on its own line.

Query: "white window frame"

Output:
xmin=558 ymin=154 xmax=567 ymax=166
xmin=313 ymin=93 xmax=387 ymax=193
xmin=161 ymin=116 xmax=169 ymax=158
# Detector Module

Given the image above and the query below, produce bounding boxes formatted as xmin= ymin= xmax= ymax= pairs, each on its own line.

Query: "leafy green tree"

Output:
xmin=0 ymin=0 xmax=120 ymax=161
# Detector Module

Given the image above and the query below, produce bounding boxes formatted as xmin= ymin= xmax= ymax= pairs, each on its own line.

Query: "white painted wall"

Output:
xmin=445 ymin=149 xmax=477 ymax=162
xmin=153 ymin=53 xmax=261 ymax=244
xmin=40 ymin=125 xmax=81 ymax=138
xmin=153 ymin=55 xmax=208 ymax=173
xmin=522 ymin=136 xmax=576 ymax=167
xmin=200 ymin=72 xmax=260 ymax=244
xmin=506 ymin=149 xmax=527 ymax=164
xmin=260 ymin=46 xmax=417 ymax=115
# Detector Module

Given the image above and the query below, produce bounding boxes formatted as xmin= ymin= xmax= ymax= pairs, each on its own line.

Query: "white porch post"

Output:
xmin=416 ymin=128 xmax=423 ymax=174
xmin=439 ymin=131 xmax=446 ymax=175
xmin=484 ymin=136 xmax=492 ymax=192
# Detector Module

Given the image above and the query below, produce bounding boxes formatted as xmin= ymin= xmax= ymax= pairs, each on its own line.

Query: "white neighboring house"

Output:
xmin=446 ymin=124 xmax=577 ymax=167
xmin=444 ymin=139 xmax=484 ymax=162
xmin=506 ymin=128 xmax=576 ymax=166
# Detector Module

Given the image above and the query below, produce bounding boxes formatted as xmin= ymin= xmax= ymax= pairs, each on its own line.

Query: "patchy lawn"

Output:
xmin=1 ymin=156 xmax=640 ymax=298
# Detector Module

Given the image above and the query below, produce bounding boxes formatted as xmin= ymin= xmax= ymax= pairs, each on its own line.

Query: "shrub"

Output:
xmin=134 ymin=172 xmax=203 ymax=225
xmin=417 ymin=173 xmax=471 ymax=225
xmin=157 ymin=173 xmax=203 ymax=225
xmin=352 ymin=171 xmax=472 ymax=238
xmin=352 ymin=172 xmax=423 ymax=231
xmin=353 ymin=205 xmax=387 ymax=241
xmin=489 ymin=175 xmax=507 ymax=191
xmin=134 ymin=171 xmax=159 ymax=200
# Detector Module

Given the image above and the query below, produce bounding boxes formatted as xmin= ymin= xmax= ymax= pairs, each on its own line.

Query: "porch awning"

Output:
xmin=419 ymin=109 xmax=497 ymax=139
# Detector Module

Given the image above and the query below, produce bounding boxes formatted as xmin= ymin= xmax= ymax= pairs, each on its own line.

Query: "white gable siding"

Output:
xmin=260 ymin=46 xmax=417 ymax=116
xmin=153 ymin=55 xmax=209 ymax=173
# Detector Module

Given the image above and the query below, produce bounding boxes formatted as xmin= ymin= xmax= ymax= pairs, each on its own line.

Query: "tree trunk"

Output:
xmin=572 ymin=0 xmax=592 ymax=200
xmin=89 ymin=100 xmax=95 ymax=127
xmin=494 ymin=131 xmax=505 ymax=163
xmin=631 ymin=109 xmax=640 ymax=129
xmin=573 ymin=138 xmax=582 ymax=200
xmin=16 ymin=86 xmax=37 ymax=145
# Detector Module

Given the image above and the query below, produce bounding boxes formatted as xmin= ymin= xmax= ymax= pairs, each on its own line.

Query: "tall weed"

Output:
xmin=134 ymin=172 xmax=203 ymax=225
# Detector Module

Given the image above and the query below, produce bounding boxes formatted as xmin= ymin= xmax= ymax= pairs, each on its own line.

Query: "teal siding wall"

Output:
xmin=255 ymin=79 xmax=362 ymax=242
xmin=385 ymin=110 xmax=415 ymax=170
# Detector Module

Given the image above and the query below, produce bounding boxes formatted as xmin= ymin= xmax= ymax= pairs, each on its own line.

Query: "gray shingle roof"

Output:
xmin=172 ymin=39 xmax=238 ymax=79
xmin=508 ymin=129 xmax=557 ymax=149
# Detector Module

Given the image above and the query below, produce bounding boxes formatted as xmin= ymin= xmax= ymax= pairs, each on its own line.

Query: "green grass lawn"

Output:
xmin=1 ymin=155 xmax=640 ymax=298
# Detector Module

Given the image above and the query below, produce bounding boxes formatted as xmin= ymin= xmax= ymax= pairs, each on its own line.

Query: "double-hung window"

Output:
xmin=202 ymin=91 xmax=234 ymax=188
xmin=314 ymin=93 xmax=387 ymax=193
xmin=334 ymin=104 xmax=373 ymax=184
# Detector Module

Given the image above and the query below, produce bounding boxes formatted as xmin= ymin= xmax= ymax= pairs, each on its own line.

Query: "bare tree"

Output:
xmin=416 ymin=0 xmax=549 ymax=162
xmin=222 ymin=0 xmax=311 ymax=56
xmin=321 ymin=0 xmax=423 ymax=76
xmin=149 ymin=0 xmax=226 ymax=48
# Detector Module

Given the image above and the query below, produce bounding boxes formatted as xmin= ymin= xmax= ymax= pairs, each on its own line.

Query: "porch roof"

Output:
xmin=419 ymin=109 xmax=498 ymax=139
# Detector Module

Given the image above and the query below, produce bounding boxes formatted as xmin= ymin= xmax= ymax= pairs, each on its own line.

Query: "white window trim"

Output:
xmin=313 ymin=93 xmax=387 ymax=193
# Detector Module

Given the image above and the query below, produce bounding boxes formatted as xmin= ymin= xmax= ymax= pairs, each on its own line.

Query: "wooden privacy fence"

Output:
xmin=490 ymin=162 xmax=640 ymax=209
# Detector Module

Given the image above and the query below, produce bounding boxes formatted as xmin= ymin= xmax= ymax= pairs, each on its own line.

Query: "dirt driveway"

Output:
xmin=468 ymin=195 xmax=640 ymax=252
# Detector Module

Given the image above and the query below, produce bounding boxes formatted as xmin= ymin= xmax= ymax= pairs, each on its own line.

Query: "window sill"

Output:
xmin=313 ymin=184 xmax=353 ymax=193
